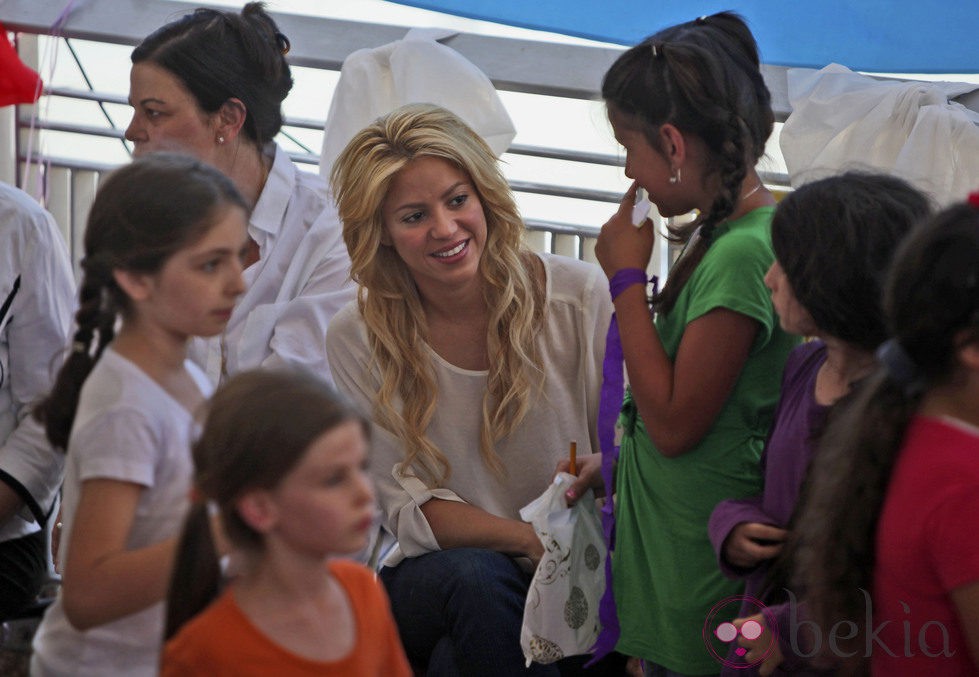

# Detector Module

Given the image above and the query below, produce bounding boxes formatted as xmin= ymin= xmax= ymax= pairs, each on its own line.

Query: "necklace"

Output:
xmin=741 ymin=182 xmax=763 ymax=201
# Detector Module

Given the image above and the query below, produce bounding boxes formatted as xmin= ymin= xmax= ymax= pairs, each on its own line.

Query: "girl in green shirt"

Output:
xmin=567 ymin=12 xmax=798 ymax=676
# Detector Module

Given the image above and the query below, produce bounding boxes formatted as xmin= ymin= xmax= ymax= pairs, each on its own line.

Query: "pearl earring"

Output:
xmin=669 ymin=167 xmax=681 ymax=185
xmin=217 ymin=136 xmax=225 ymax=145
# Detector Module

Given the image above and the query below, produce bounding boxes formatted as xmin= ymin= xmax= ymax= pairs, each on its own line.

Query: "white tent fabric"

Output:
xmin=319 ymin=27 xmax=516 ymax=179
xmin=780 ymin=64 xmax=979 ymax=206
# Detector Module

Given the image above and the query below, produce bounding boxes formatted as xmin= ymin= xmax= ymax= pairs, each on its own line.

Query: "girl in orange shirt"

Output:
xmin=162 ymin=369 xmax=411 ymax=676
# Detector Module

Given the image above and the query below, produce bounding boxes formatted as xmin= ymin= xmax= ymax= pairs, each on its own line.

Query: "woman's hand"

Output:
xmin=521 ymin=522 xmax=545 ymax=570
xmin=723 ymin=522 xmax=787 ymax=569
xmin=555 ymin=453 xmax=604 ymax=506
xmin=595 ymin=181 xmax=657 ymax=279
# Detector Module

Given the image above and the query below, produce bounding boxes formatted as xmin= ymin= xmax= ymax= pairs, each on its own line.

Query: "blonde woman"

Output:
xmin=326 ymin=104 xmax=616 ymax=676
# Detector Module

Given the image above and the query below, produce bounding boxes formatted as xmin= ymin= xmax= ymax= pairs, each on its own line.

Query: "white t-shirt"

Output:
xmin=326 ymin=253 xmax=612 ymax=564
xmin=31 ymin=348 xmax=212 ymax=677
xmin=187 ymin=143 xmax=356 ymax=386
xmin=0 ymin=182 xmax=75 ymax=541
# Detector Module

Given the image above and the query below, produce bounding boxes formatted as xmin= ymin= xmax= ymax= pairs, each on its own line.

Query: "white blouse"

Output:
xmin=327 ymin=253 xmax=612 ymax=564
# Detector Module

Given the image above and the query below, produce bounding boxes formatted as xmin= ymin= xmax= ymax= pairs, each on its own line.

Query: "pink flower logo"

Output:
xmin=702 ymin=595 xmax=779 ymax=669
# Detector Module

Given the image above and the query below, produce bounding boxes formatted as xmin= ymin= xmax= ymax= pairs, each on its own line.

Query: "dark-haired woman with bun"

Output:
xmin=125 ymin=2 xmax=354 ymax=385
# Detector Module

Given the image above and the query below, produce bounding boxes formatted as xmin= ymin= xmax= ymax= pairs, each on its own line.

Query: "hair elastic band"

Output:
xmin=275 ymin=32 xmax=290 ymax=55
xmin=967 ymin=191 xmax=979 ymax=209
xmin=71 ymin=340 xmax=87 ymax=354
xmin=876 ymin=338 xmax=924 ymax=396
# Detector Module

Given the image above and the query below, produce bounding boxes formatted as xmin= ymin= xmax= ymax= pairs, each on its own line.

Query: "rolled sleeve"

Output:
xmin=388 ymin=465 xmax=465 ymax=558
xmin=327 ymin=304 xmax=450 ymax=560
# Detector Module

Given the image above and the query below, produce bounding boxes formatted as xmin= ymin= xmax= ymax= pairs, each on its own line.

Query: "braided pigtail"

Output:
xmin=33 ymin=256 xmax=121 ymax=451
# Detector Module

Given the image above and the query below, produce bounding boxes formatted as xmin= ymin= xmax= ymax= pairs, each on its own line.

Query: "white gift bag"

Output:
xmin=519 ymin=472 xmax=606 ymax=666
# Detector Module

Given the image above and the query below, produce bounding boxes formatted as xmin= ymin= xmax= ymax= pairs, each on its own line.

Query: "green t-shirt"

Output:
xmin=612 ymin=207 xmax=799 ymax=674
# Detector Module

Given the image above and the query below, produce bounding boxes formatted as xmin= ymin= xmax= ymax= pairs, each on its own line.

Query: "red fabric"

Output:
xmin=161 ymin=559 xmax=412 ymax=677
xmin=872 ymin=416 xmax=979 ymax=676
xmin=0 ymin=24 xmax=42 ymax=107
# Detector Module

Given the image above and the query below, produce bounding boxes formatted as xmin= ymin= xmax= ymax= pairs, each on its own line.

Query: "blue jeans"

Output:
xmin=381 ymin=548 xmax=558 ymax=676
xmin=381 ymin=548 xmax=629 ymax=676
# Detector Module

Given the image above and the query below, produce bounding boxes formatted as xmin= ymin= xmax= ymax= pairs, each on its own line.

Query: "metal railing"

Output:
xmin=1 ymin=0 xmax=793 ymax=277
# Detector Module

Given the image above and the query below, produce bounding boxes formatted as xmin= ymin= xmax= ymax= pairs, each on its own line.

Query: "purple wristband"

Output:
xmin=609 ymin=268 xmax=648 ymax=301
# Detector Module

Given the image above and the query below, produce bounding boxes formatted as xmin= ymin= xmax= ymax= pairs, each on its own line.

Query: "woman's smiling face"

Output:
xmin=380 ymin=156 xmax=487 ymax=299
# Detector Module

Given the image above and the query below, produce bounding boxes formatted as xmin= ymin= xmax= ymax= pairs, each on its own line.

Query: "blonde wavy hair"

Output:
xmin=330 ymin=104 xmax=544 ymax=486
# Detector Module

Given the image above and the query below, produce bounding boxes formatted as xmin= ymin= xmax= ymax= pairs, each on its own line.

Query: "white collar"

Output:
xmin=249 ymin=142 xmax=293 ymax=238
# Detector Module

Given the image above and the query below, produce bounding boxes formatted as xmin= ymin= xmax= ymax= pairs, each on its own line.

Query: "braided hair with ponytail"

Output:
xmin=33 ymin=152 xmax=246 ymax=451
xmin=602 ymin=11 xmax=773 ymax=314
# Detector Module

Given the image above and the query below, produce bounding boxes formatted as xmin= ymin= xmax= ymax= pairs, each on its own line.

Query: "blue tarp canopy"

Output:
xmin=390 ymin=1 xmax=979 ymax=74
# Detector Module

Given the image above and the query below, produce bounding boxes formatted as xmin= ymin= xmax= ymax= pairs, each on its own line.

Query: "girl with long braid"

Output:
xmin=29 ymin=153 xmax=249 ymax=676
xmin=569 ymin=13 xmax=798 ymax=675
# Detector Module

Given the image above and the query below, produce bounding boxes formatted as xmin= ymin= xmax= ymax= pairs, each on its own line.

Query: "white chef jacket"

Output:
xmin=0 ymin=182 xmax=75 ymax=540
xmin=188 ymin=143 xmax=355 ymax=384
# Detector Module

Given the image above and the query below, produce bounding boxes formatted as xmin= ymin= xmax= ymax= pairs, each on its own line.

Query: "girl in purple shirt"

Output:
xmin=708 ymin=173 xmax=929 ymax=675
